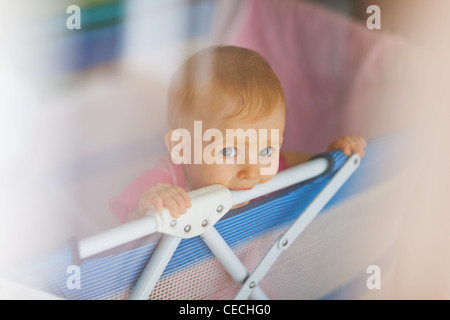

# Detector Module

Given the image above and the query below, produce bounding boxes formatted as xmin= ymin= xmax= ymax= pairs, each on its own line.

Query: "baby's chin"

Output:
xmin=231 ymin=200 xmax=250 ymax=210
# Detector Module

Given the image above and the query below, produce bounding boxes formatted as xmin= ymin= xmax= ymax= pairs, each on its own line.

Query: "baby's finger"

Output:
xmin=353 ymin=145 xmax=365 ymax=157
xmin=176 ymin=187 xmax=191 ymax=208
xmin=337 ymin=142 xmax=352 ymax=156
xmin=151 ymin=196 xmax=164 ymax=212
xmin=360 ymin=137 xmax=367 ymax=148
xmin=354 ymin=138 xmax=366 ymax=157
xmin=165 ymin=188 xmax=189 ymax=212
xmin=164 ymin=191 xmax=192 ymax=218
xmin=162 ymin=196 xmax=182 ymax=218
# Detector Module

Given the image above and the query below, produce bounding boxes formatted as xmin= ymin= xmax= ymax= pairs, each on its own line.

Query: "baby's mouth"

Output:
xmin=229 ymin=187 xmax=254 ymax=208
xmin=231 ymin=200 xmax=250 ymax=209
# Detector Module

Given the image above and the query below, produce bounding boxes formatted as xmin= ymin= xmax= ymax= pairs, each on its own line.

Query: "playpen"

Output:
xmin=0 ymin=0 xmax=415 ymax=299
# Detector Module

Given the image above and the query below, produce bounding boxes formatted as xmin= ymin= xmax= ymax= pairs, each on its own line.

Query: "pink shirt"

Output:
xmin=109 ymin=154 xmax=288 ymax=223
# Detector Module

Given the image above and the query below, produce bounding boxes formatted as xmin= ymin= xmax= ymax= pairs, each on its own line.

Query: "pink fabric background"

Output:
xmin=224 ymin=0 xmax=409 ymax=153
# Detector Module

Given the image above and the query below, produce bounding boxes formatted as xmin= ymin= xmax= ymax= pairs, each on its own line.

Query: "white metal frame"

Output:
xmin=77 ymin=154 xmax=360 ymax=300
xmin=234 ymin=154 xmax=360 ymax=299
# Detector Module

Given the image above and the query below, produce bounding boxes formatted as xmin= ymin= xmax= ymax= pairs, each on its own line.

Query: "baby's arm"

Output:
xmin=127 ymin=183 xmax=191 ymax=222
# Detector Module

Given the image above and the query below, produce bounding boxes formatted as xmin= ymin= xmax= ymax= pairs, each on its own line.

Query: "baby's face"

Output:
xmin=178 ymin=107 xmax=285 ymax=191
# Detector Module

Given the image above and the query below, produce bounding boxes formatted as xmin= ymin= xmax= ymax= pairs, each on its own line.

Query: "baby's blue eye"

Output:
xmin=259 ymin=147 xmax=272 ymax=157
xmin=221 ymin=147 xmax=237 ymax=157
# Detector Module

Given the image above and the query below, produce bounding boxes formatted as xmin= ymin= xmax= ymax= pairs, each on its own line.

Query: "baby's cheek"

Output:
xmin=259 ymin=173 xmax=276 ymax=184
xmin=259 ymin=156 xmax=271 ymax=165
xmin=204 ymin=165 xmax=234 ymax=185
xmin=259 ymin=155 xmax=279 ymax=177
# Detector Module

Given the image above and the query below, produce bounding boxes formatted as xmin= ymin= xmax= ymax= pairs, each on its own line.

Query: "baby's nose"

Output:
xmin=237 ymin=164 xmax=260 ymax=181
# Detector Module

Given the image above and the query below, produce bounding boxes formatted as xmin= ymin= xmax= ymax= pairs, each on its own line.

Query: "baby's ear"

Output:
xmin=164 ymin=128 xmax=190 ymax=152
xmin=164 ymin=130 xmax=175 ymax=152
xmin=165 ymin=129 xmax=191 ymax=165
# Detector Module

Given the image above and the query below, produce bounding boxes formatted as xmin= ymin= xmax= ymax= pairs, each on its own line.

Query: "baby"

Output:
xmin=109 ymin=46 xmax=366 ymax=223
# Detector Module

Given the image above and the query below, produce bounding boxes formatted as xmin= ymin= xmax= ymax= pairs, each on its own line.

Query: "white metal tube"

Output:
xmin=230 ymin=157 xmax=329 ymax=206
xmin=201 ymin=228 xmax=269 ymax=300
xmin=201 ymin=228 xmax=248 ymax=282
xmin=77 ymin=157 xmax=329 ymax=260
xmin=234 ymin=154 xmax=360 ymax=300
xmin=128 ymin=235 xmax=181 ymax=300
xmin=78 ymin=215 xmax=158 ymax=260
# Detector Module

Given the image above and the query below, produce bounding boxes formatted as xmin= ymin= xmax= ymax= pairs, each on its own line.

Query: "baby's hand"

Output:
xmin=137 ymin=183 xmax=191 ymax=219
xmin=327 ymin=135 xmax=367 ymax=157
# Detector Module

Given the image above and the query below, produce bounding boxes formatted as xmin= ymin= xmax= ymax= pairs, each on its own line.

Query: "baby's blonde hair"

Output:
xmin=167 ymin=46 xmax=285 ymax=129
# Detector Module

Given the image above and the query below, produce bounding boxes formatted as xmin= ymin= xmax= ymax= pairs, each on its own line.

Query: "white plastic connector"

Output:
xmin=146 ymin=184 xmax=233 ymax=238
